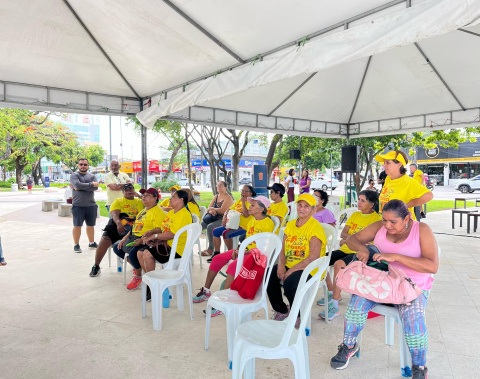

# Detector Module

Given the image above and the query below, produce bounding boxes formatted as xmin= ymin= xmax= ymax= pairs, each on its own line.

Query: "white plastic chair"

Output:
xmin=232 ymin=257 xmax=330 ymax=379
xmin=199 ymin=206 xmax=207 ymax=221
xmin=325 ymin=203 xmax=335 ymax=214
xmin=287 ymin=201 xmax=297 ymax=221
xmin=277 ymin=213 xmax=289 ymax=241
xmin=355 ymin=247 xmax=441 ymax=377
xmin=141 ymin=223 xmax=201 ymax=331
xmin=191 ymin=213 xmax=203 ymax=268
xmin=205 ymin=233 xmax=282 ymax=369
xmin=304 ymin=223 xmax=336 ymax=335
xmin=271 ymin=215 xmax=280 ymax=234
xmin=333 ymin=207 xmax=358 ymax=250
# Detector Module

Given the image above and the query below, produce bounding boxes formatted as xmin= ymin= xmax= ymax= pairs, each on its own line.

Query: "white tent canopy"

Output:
xmin=2 ymin=0 xmax=480 ymax=140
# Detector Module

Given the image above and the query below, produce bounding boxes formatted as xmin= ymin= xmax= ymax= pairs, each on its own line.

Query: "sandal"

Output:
xmin=0 ymin=261 xmax=6 ymax=266
xmin=200 ymin=250 xmax=213 ymax=257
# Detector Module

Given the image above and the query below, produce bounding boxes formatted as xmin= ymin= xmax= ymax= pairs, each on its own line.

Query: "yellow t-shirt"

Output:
xmin=230 ymin=199 xmax=252 ymax=229
xmin=379 ymin=175 xmax=430 ymax=221
xmin=160 ymin=198 xmax=170 ymax=208
xmin=132 ymin=206 xmax=166 ymax=237
xmin=284 ymin=217 xmax=327 ymax=274
xmin=161 ymin=207 xmax=193 ymax=256
xmin=110 ymin=197 xmax=144 ymax=218
xmin=244 ymin=216 xmax=275 ymax=250
xmin=188 ymin=202 xmax=201 ymax=221
xmin=339 ymin=211 xmax=382 ymax=254
xmin=268 ymin=201 xmax=289 ymax=234
xmin=104 ymin=171 xmax=131 ymax=206
xmin=413 ymin=170 xmax=424 ymax=186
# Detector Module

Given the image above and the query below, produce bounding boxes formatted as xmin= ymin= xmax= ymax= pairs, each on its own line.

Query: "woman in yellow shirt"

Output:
xmin=267 ymin=193 xmax=327 ymax=325
xmin=210 ymin=185 xmax=255 ymax=262
xmin=139 ymin=190 xmax=194 ymax=270
xmin=267 ymin=183 xmax=289 ymax=232
xmin=376 ymin=150 xmax=433 ymax=221
xmin=183 ymin=188 xmax=201 ymax=220
xmin=318 ymin=190 xmax=382 ymax=321
xmin=114 ymin=187 xmax=166 ymax=290
xmin=193 ymin=196 xmax=275 ymax=316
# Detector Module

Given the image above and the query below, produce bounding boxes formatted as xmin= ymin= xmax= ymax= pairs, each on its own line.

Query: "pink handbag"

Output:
xmin=335 ymin=261 xmax=422 ymax=305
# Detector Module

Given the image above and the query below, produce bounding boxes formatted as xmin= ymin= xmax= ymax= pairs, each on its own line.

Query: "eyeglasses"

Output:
xmin=78 ymin=163 xmax=88 ymax=166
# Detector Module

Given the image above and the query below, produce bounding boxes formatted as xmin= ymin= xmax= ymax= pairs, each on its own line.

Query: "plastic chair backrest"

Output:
xmin=164 ymin=223 xmax=202 ymax=271
xmin=234 ymin=232 xmax=282 ymax=299
xmin=334 ymin=207 xmax=358 ymax=239
xmin=325 ymin=203 xmax=335 ymax=214
xmin=287 ymin=201 xmax=297 ymax=221
xmin=199 ymin=206 xmax=207 ymax=221
xmin=319 ymin=223 xmax=337 ymax=255
xmin=191 ymin=213 xmax=200 ymax=224
xmin=280 ymin=257 xmax=330 ymax=346
xmin=271 ymin=216 xmax=280 ymax=234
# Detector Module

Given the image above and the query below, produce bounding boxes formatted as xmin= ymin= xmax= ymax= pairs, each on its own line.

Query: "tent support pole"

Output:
xmin=162 ymin=0 xmax=244 ymax=64
xmin=62 ymin=0 xmax=142 ymax=99
xmin=141 ymin=124 xmax=148 ymax=189
xmin=268 ymin=73 xmax=317 ymax=116
xmin=348 ymin=56 xmax=372 ymax=125
xmin=458 ymin=28 xmax=480 ymax=38
xmin=414 ymin=43 xmax=465 ymax=111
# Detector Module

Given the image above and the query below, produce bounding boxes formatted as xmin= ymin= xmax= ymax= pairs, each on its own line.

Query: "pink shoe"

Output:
xmin=127 ymin=276 xmax=142 ymax=290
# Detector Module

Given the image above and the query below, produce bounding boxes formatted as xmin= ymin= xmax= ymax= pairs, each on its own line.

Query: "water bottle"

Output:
xmin=117 ymin=256 xmax=122 ymax=272
xmin=162 ymin=288 xmax=170 ymax=308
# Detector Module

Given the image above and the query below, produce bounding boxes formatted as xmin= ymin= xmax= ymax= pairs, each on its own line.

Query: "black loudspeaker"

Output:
xmin=342 ymin=145 xmax=360 ymax=173
xmin=289 ymin=149 xmax=301 ymax=160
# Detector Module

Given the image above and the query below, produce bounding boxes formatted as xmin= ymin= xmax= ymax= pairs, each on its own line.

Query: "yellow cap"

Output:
xmin=375 ymin=151 xmax=408 ymax=166
xmin=169 ymin=185 xmax=181 ymax=191
xmin=296 ymin=193 xmax=316 ymax=207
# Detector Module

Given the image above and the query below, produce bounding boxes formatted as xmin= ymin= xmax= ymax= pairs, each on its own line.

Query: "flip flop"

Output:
xmin=201 ymin=250 xmax=213 ymax=257
xmin=0 ymin=261 xmax=7 ymax=266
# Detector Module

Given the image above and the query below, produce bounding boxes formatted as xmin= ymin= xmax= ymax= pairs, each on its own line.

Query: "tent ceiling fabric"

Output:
xmin=1 ymin=0 xmax=480 ymax=137
xmin=136 ymin=0 xmax=480 ymax=138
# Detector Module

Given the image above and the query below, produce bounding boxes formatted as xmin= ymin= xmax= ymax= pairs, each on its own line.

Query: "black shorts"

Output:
xmin=102 ymin=225 xmax=132 ymax=244
xmin=72 ymin=205 xmax=97 ymax=227
xmin=140 ymin=244 xmax=181 ymax=264
xmin=329 ymin=249 xmax=355 ymax=266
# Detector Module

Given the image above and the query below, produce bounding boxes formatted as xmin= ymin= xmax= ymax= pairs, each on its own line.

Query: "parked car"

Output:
xmin=310 ymin=177 xmax=339 ymax=191
xmin=178 ymin=178 xmax=188 ymax=186
xmin=455 ymin=175 xmax=480 ymax=193
xmin=239 ymin=177 xmax=252 ymax=185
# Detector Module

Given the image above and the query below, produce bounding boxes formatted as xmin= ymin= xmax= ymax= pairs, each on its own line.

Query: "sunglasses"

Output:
xmin=78 ymin=163 xmax=88 ymax=166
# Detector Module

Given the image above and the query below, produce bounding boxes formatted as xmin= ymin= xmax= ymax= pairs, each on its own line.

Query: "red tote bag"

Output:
xmin=230 ymin=248 xmax=267 ymax=300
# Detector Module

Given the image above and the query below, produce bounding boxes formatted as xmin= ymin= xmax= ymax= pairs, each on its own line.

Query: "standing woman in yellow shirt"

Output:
xmin=376 ymin=151 xmax=433 ymax=221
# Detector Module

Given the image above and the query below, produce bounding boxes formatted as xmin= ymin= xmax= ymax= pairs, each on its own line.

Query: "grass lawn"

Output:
xmin=95 ymin=201 xmax=110 ymax=217
xmin=426 ymin=200 xmax=476 ymax=212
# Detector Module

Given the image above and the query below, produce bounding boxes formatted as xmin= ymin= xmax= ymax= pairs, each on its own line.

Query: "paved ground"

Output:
xmin=0 ymin=190 xmax=479 ymax=378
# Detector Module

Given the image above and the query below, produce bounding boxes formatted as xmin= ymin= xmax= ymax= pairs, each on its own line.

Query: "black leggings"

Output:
xmin=267 ymin=264 xmax=305 ymax=314
xmin=142 ymin=244 xmax=181 ymax=264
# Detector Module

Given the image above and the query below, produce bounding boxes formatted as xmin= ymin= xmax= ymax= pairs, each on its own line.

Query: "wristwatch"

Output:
xmin=155 ymin=234 xmax=158 ymax=239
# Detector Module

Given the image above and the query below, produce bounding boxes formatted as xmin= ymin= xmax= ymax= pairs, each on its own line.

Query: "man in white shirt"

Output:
xmin=104 ymin=160 xmax=131 ymax=215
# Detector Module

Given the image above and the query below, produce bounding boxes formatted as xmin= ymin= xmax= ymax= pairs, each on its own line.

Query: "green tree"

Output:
xmin=127 ymin=117 xmax=188 ymax=177
xmin=0 ymin=109 xmax=80 ymax=187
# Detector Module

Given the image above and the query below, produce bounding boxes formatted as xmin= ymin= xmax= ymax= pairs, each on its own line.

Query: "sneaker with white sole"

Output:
xmin=193 ymin=287 xmax=211 ymax=303
xmin=203 ymin=308 xmax=223 ymax=317
xmin=88 ymin=242 xmax=98 ymax=249
xmin=317 ymin=294 xmax=342 ymax=306
xmin=126 ymin=276 xmax=142 ymax=290
xmin=318 ymin=302 xmax=340 ymax=321
xmin=73 ymin=244 xmax=82 ymax=253
xmin=89 ymin=264 xmax=101 ymax=277
xmin=330 ymin=343 xmax=359 ymax=370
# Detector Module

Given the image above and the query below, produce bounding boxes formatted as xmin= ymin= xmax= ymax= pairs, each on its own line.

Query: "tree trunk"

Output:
xmin=165 ymin=139 xmax=185 ymax=178
xmin=265 ymin=134 xmax=283 ymax=184
xmin=15 ymin=157 xmax=26 ymax=188
xmin=185 ymin=128 xmax=193 ymax=189
xmin=37 ymin=158 xmax=44 ymax=185
xmin=2 ymin=166 xmax=6 ymax=181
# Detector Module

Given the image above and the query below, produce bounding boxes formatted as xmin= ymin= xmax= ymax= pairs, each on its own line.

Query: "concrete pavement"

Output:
xmin=0 ymin=189 xmax=479 ymax=378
